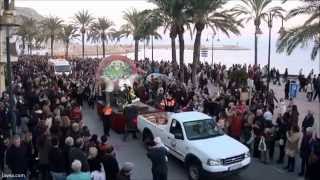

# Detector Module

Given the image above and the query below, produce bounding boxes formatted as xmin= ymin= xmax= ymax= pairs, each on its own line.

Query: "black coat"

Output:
xmin=300 ymin=134 xmax=312 ymax=159
xmin=68 ymin=147 xmax=90 ymax=172
xmin=302 ymin=115 xmax=314 ymax=133
xmin=147 ymin=147 xmax=168 ymax=174
xmin=116 ymin=171 xmax=131 ymax=180
xmin=101 ymin=154 xmax=119 ymax=180
xmin=6 ymin=144 xmax=29 ymax=174
xmin=49 ymin=146 xmax=67 ymax=173
xmin=88 ymin=157 xmax=101 ymax=172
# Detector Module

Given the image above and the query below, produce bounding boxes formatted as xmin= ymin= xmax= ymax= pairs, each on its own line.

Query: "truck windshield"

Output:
xmin=183 ymin=119 xmax=223 ymax=140
xmin=55 ymin=65 xmax=71 ymax=72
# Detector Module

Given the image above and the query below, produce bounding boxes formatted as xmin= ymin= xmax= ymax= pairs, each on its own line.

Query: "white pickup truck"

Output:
xmin=137 ymin=111 xmax=250 ymax=180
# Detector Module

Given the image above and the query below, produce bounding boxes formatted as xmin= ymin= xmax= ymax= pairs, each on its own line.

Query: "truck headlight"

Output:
xmin=207 ymin=159 xmax=222 ymax=166
xmin=245 ymin=151 xmax=250 ymax=158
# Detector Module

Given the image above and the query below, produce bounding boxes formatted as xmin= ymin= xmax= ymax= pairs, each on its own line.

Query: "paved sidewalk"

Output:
xmin=270 ymin=82 xmax=320 ymax=126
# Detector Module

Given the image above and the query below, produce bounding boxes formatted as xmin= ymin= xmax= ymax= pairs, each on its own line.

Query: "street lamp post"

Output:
xmin=266 ymin=12 xmax=285 ymax=102
xmin=1 ymin=0 xmax=19 ymax=135
xmin=211 ymin=34 xmax=214 ymax=65
xmin=151 ymin=35 xmax=154 ymax=61
xmin=267 ymin=13 xmax=273 ymax=102
xmin=143 ymin=39 xmax=146 ymax=59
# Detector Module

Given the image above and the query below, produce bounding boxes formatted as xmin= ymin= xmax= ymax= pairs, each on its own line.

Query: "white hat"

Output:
xmin=121 ymin=162 xmax=134 ymax=175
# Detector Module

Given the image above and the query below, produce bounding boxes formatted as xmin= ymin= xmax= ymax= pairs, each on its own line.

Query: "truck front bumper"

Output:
xmin=202 ymin=157 xmax=251 ymax=177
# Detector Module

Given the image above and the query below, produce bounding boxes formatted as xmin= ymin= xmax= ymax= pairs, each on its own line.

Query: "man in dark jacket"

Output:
xmin=0 ymin=133 xmax=9 ymax=172
xmin=6 ymin=135 xmax=29 ymax=176
xmin=299 ymin=128 xmax=313 ymax=176
xmin=306 ymin=137 xmax=320 ymax=180
xmin=68 ymin=138 xmax=90 ymax=172
xmin=302 ymin=111 xmax=314 ymax=134
xmin=276 ymin=114 xmax=289 ymax=164
xmin=49 ymin=137 xmax=67 ymax=179
xmin=285 ymin=80 xmax=290 ymax=99
xmin=146 ymin=139 xmax=168 ymax=180
xmin=123 ymin=105 xmax=138 ymax=141
xmin=101 ymin=146 xmax=119 ymax=180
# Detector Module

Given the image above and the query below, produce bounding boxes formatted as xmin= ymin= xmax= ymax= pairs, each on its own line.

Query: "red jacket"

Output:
xmin=229 ymin=115 xmax=243 ymax=138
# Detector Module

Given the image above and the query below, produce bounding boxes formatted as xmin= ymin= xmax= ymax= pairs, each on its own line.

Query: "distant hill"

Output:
xmin=15 ymin=7 xmax=44 ymax=22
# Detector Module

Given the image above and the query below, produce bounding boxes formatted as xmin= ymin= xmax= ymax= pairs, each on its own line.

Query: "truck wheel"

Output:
xmin=187 ymin=163 xmax=202 ymax=180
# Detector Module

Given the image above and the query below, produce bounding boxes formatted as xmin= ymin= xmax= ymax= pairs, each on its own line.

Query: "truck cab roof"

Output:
xmin=170 ymin=111 xmax=212 ymax=123
xmin=49 ymin=59 xmax=70 ymax=66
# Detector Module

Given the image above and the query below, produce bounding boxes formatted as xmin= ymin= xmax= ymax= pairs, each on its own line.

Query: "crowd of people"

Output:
xmin=0 ymin=55 xmax=319 ymax=180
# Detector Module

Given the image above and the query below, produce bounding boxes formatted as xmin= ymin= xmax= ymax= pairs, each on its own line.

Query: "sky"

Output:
xmin=15 ymin=0 xmax=319 ymax=74
xmin=15 ymin=0 xmax=306 ymax=46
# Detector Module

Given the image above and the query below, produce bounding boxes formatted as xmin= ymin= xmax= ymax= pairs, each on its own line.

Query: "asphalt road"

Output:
xmin=82 ymin=104 xmax=303 ymax=180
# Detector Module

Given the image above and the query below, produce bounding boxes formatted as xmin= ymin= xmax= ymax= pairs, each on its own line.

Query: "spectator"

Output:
xmin=299 ymin=127 xmax=313 ymax=177
xmin=284 ymin=125 xmax=301 ymax=172
xmin=147 ymin=137 xmax=168 ymax=180
xmin=6 ymin=135 xmax=29 ymax=178
xmin=49 ymin=137 xmax=67 ymax=180
xmin=88 ymin=147 xmax=101 ymax=172
xmin=67 ymin=160 xmax=91 ymax=180
xmin=305 ymin=136 xmax=320 ymax=180
xmin=253 ymin=109 xmax=265 ymax=158
xmin=69 ymin=138 xmax=90 ymax=172
xmin=116 ymin=162 xmax=134 ymax=180
xmin=88 ymin=147 xmax=106 ymax=180
xmin=302 ymin=111 xmax=314 ymax=134
xmin=101 ymin=146 xmax=119 ymax=180
xmin=37 ymin=133 xmax=51 ymax=180
xmin=285 ymin=80 xmax=290 ymax=100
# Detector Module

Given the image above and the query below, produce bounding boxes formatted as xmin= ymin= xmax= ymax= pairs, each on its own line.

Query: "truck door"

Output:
xmin=167 ymin=119 xmax=186 ymax=161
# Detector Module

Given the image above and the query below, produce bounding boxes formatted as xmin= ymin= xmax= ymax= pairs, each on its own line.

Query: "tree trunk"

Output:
xmin=254 ymin=27 xmax=258 ymax=66
xmin=171 ymin=36 xmax=176 ymax=64
xmin=51 ymin=34 xmax=54 ymax=57
xmin=134 ymin=39 xmax=139 ymax=61
xmin=22 ymin=38 xmax=25 ymax=55
xmin=178 ymin=32 xmax=184 ymax=82
xmin=192 ymin=29 xmax=202 ymax=85
xmin=143 ymin=39 xmax=146 ymax=59
xmin=96 ymin=45 xmax=99 ymax=58
xmin=102 ymin=39 xmax=106 ymax=58
xmin=82 ymin=32 xmax=85 ymax=58
xmin=65 ymin=41 xmax=69 ymax=59
xmin=151 ymin=36 xmax=153 ymax=61
xmin=151 ymin=36 xmax=154 ymax=61
xmin=29 ymin=44 xmax=32 ymax=55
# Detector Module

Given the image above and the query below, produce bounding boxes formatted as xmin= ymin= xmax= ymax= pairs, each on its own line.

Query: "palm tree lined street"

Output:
xmin=11 ymin=0 xmax=320 ymax=180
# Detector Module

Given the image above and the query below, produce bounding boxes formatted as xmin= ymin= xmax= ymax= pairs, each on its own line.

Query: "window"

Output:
xmin=170 ymin=119 xmax=184 ymax=139
xmin=183 ymin=119 xmax=223 ymax=140
xmin=55 ymin=65 xmax=71 ymax=72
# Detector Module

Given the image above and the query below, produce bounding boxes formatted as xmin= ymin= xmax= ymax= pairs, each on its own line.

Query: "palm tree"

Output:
xmin=141 ymin=9 xmax=163 ymax=61
xmin=121 ymin=8 xmax=146 ymax=61
xmin=73 ymin=9 xmax=94 ymax=58
xmin=59 ymin=24 xmax=79 ymax=59
xmin=277 ymin=2 xmax=320 ymax=61
xmin=232 ymin=0 xmax=284 ymax=65
xmin=41 ymin=16 xmax=63 ymax=57
xmin=16 ymin=16 xmax=37 ymax=55
xmin=151 ymin=0 xmax=190 ymax=82
xmin=88 ymin=17 xmax=115 ymax=58
xmin=34 ymin=31 xmax=46 ymax=49
xmin=187 ymin=0 xmax=242 ymax=84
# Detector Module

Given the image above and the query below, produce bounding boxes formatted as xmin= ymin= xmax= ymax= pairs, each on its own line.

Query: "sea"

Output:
xmin=124 ymin=48 xmax=320 ymax=76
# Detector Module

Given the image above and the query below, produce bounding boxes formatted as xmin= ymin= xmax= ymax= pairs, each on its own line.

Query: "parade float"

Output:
xmin=95 ymin=55 xmax=158 ymax=133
